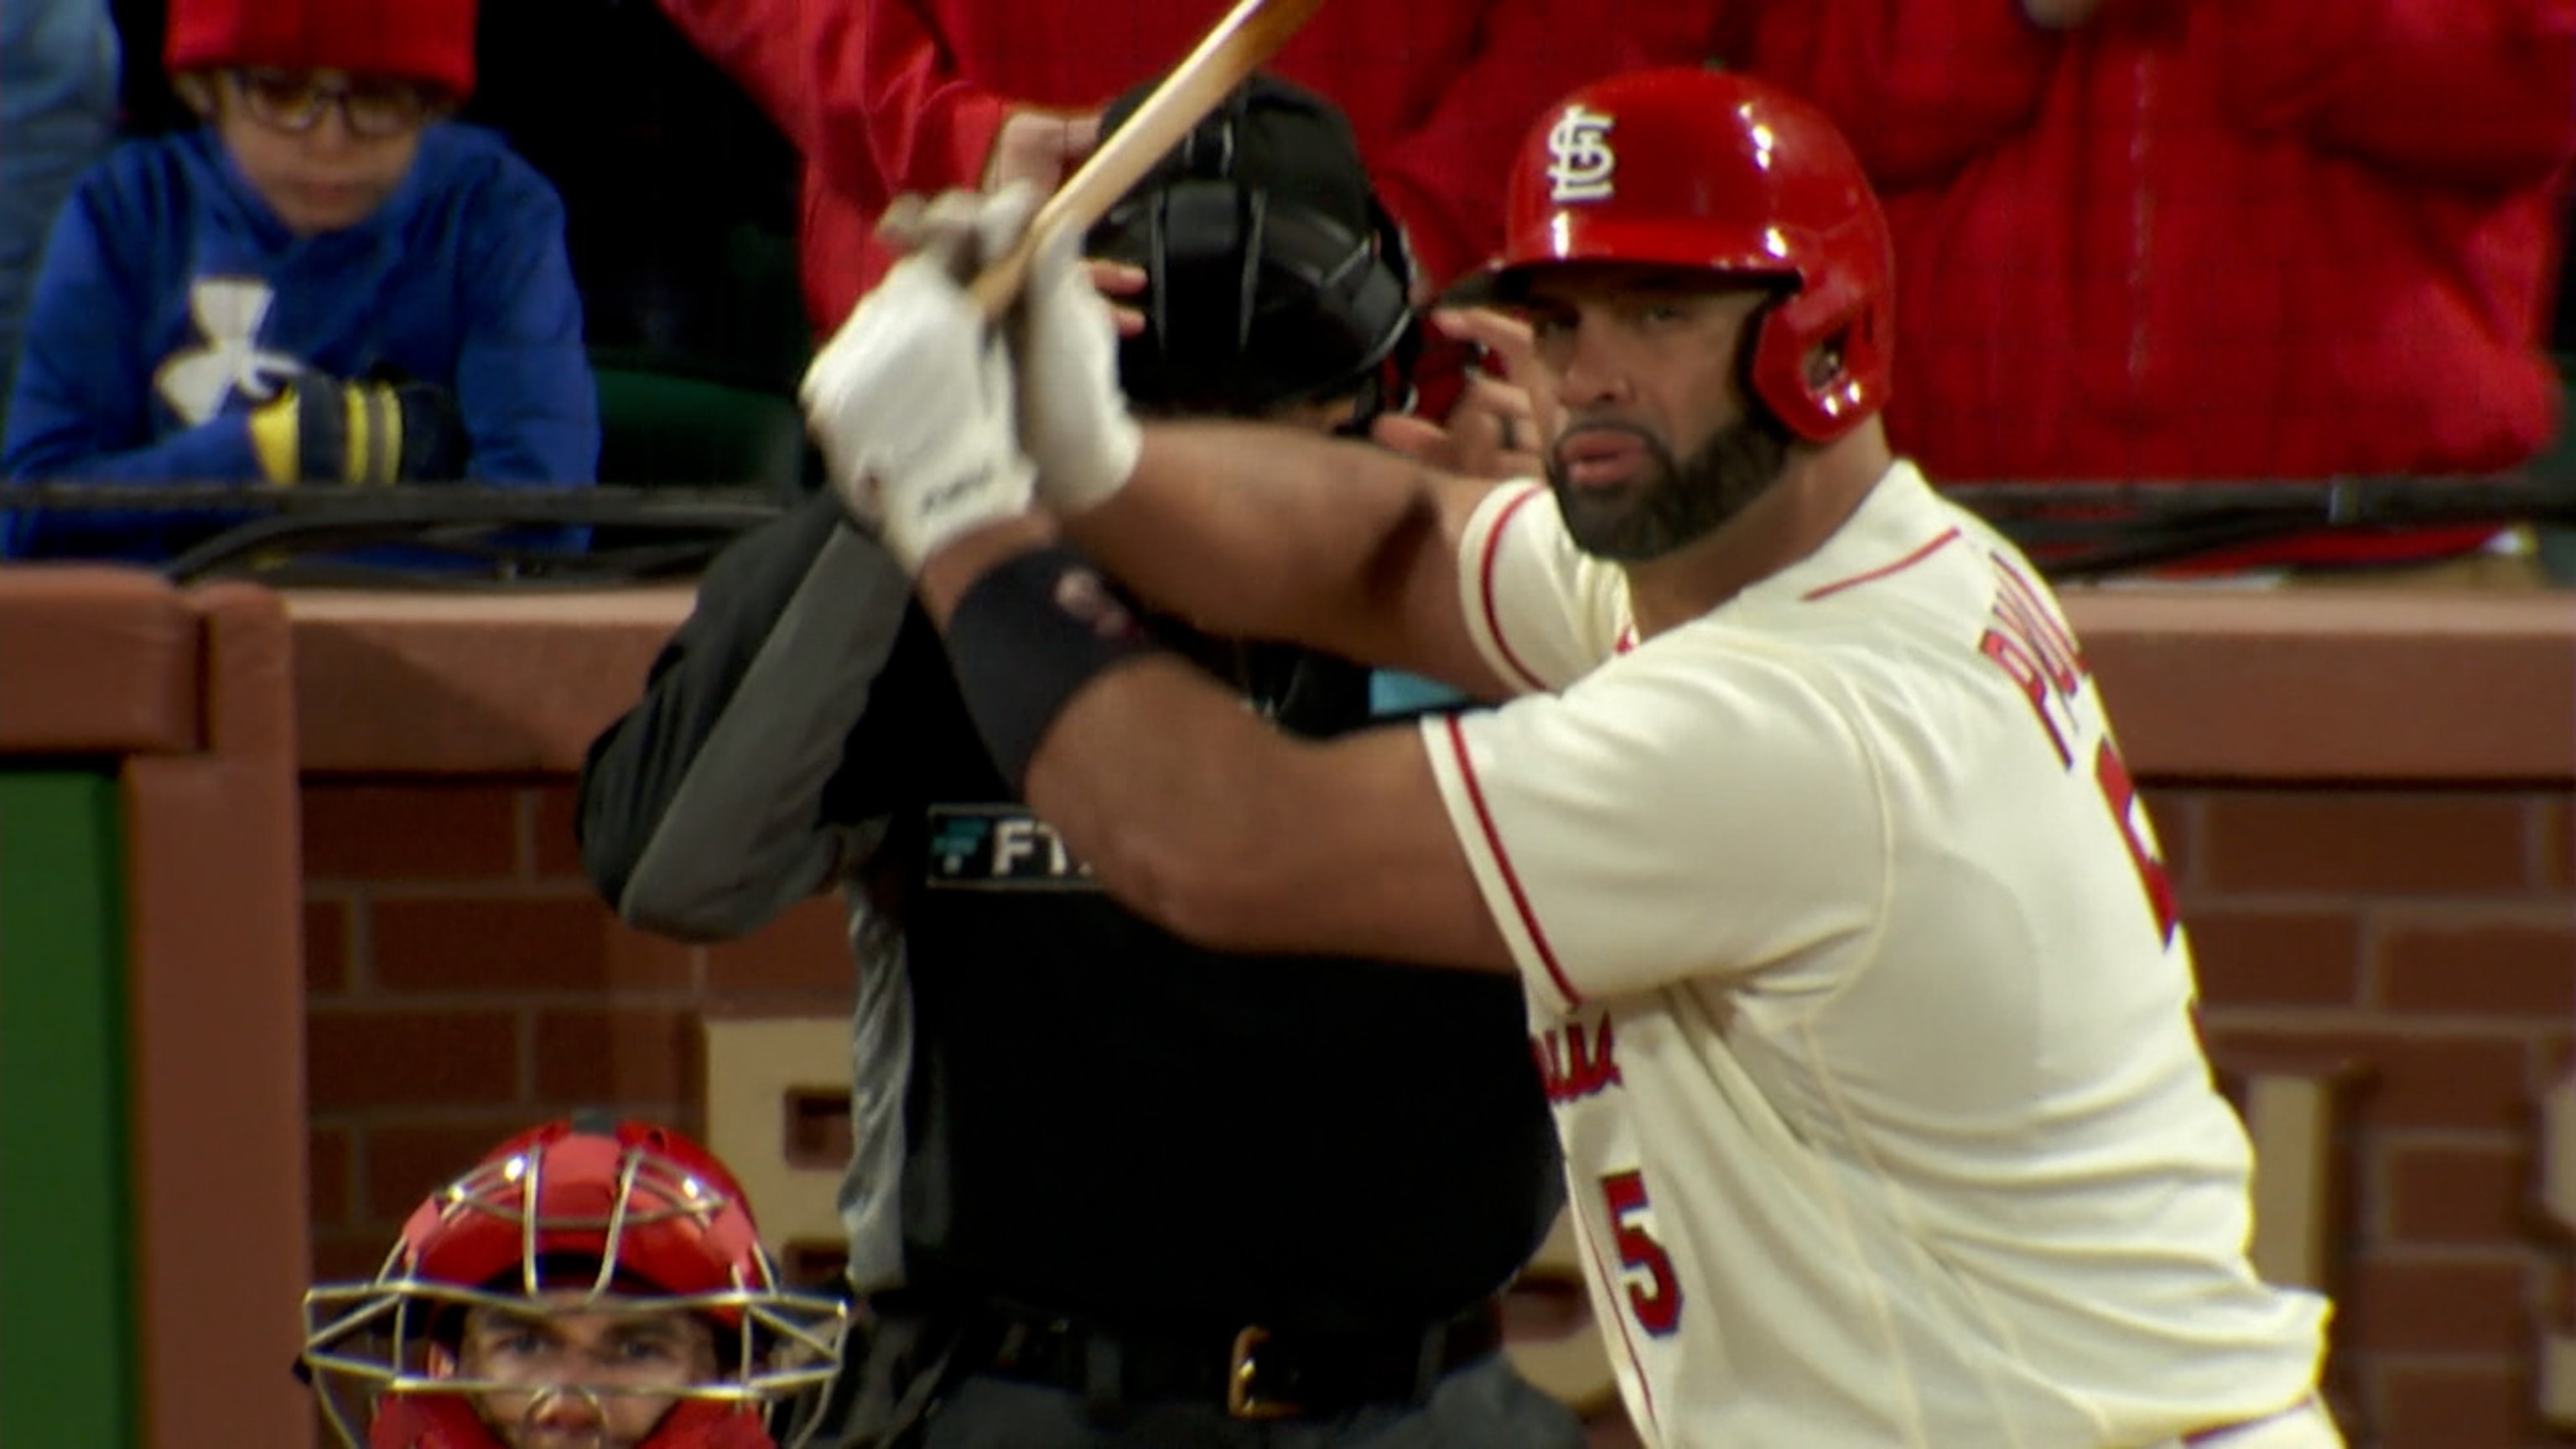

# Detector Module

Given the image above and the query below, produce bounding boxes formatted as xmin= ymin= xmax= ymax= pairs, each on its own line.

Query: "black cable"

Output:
xmin=0 ymin=485 xmax=788 ymax=586
xmin=153 ymin=504 xmax=777 ymax=585
xmin=0 ymin=482 xmax=787 ymax=522
xmin=3 ymin=471 xmax=2572 ymax=588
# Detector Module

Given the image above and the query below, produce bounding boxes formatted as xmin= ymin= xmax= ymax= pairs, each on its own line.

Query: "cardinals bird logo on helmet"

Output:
xmin=1544 ymin=106 xmax=1617 ymax=203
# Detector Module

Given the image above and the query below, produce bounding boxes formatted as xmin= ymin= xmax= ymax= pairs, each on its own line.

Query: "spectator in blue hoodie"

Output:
xmin=2 ymin=0 xmax=596 ymax=562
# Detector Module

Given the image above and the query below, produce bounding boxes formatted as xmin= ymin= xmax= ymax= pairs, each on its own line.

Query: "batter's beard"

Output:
xmin=1545 ymin=413 xmax=1796 ymax=564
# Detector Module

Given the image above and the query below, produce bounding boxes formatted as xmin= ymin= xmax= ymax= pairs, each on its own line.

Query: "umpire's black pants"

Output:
xmin=796 ymin=1306 xmax=1588 ymax=1449
xmin=903 ymin=1353 xmax=1585 ymax=1449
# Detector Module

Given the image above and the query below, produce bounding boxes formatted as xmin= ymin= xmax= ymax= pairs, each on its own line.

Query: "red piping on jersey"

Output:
xmin=1572 ymin=1200 xmax=1665 ymax=1436
xmin=1478 ymin=485 xmax=1554 ymax=693
xmin=1441 ymin=714 xmax=1583 ymax=1009
xmin=1800 ymin=527 xmax=1964 ymax=602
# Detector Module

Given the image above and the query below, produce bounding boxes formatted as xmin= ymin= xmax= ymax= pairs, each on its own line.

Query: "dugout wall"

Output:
xmin=0 ymin=567 xmax=310 ymax=1449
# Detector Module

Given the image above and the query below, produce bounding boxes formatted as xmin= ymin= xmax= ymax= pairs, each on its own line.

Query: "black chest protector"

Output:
xmin=836 ymin=607 xmax=1561 ymax=1337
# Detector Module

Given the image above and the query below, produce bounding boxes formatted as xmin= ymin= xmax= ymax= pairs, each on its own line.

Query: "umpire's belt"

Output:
xmin=958 ymin=1296 xmax=1504 ymax=1420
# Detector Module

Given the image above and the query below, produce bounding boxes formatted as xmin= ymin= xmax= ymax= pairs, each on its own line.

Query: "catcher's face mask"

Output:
xmin=299 ymin=1119 xmax=849 ymax=1449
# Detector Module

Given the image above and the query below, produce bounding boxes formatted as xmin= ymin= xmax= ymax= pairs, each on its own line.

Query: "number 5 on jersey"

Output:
xmin=2095 ymin=737 xmax=2179 ymax=947
xmin=1601 ymin=1169 xmax=1683 ymax=1336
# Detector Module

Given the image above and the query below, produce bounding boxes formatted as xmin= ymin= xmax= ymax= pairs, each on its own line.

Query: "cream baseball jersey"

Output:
xmin=1419 ymin=463 xmax=2331 ymax=1448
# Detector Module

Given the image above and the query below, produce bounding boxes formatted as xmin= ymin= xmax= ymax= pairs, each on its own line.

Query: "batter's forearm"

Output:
xmin=914 ymin=516 xmax=1290 ymax=944
xmin=918 ymin=520 xmax=1515 ymax=969
xmin=1057 ymin=421 xmax=1457 ymax=669
xmin=1024 ymin=652 xmax=1517 ymax=971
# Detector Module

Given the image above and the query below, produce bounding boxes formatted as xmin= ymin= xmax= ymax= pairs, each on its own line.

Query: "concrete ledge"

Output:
xmin=282 ymin=582 xmax=2576 ymax=782
xmin=2071 ymin=586 xmax=2575 ymax=782
xmin=286 ymin=586 xmax=693 ymax=774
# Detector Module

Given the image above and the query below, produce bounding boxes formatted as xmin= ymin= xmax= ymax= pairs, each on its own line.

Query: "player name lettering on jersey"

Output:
xmin=1976 ymin=550 xmax=2183 ymax=945
xmin=924 ymin=804 xmax=1098 ymax=891
xmin=1532 ymin=1013 xmax=1623 ymax=1104
xmin=1975 ymin=553 xmax=2090 ymax=766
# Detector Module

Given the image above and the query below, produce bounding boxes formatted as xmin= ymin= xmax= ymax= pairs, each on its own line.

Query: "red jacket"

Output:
xmin=1725 ymin=0 xmax=2576 ymax=562
xmin=657 ymin=0 xmax=1709 ymax=330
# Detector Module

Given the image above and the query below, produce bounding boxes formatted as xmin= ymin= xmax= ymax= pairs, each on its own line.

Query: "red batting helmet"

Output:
xmin=1454 ymin=67 xmax=1894 ymax=443
xmin=300 ymin=1116 xmax=848 ymax=1449
xmin=166 ymin=0 xmax=479 ymax=100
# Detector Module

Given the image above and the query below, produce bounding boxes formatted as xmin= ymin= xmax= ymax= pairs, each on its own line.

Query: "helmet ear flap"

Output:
xmin=1747 ymin=267 xmax=1890 ymax=443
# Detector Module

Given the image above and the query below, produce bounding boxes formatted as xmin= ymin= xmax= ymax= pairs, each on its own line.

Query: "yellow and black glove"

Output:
xmin=249 ymin=374 xmax=467 ymax=486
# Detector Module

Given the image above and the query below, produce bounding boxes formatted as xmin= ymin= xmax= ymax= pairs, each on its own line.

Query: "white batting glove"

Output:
xmin=1015 ymin=223 xmax=1145 ymax=517
xmin=800 ymin=188 xmax=1042 ymax=572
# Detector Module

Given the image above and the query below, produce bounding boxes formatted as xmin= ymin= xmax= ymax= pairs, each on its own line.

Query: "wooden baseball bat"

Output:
xmin=965 ymin=0 xmax=1328 ymax=319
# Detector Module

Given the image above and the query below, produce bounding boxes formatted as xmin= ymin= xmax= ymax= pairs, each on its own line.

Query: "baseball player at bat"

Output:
xmin=581 ymin=75 xmax=1579 ymax=1449
xmin=798 ymin=68 xmax=2341 ymax=1449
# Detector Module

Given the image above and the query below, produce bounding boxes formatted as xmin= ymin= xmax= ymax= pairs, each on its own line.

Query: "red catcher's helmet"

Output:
xmin=300 ymin=1117 xmax=848 ymax=1449
xmin=393 ymin=1118 xmax=776 ymax=1315
xmin=1458 ymin=67 xmax=1894 ymax=444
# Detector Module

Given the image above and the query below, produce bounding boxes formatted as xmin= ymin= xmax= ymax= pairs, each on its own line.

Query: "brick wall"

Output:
xmin=300 ymin=774 xmax=2575 ymax=1448
xmin=2161 ymin=785 xmax=2574 ymax=1449
xmin=300 ymin=779 xmax=852 ymax=1282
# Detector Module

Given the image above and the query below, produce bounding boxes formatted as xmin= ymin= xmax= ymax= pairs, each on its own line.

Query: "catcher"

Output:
xmin=299 ymin=1114 xmax=848 ymax=1449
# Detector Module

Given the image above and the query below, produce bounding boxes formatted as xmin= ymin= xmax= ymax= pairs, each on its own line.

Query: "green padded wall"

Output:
xmin=0 ymin=770 xmax=138 ymax=1447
